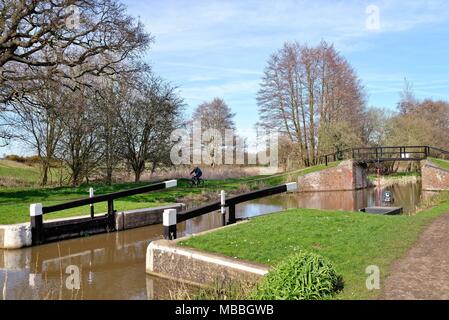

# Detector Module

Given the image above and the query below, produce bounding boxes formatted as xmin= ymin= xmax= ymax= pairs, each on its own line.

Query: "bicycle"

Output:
xmin=188 ymin=176 xmax=205 ymax=187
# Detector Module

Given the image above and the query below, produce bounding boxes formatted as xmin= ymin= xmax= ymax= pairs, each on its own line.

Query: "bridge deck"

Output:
xmin=321 ymin=146 xmax=449 ymax=165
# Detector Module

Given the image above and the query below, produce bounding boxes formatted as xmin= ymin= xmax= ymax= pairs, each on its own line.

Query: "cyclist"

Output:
xmin=190 ymin=166 xmax=203 ymax=184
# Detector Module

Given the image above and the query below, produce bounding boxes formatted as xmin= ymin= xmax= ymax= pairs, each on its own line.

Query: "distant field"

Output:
xmin=0 ymin=159 xmax=66 ymax=186
xmin=0 ymin=160 xmax=41 ymax=184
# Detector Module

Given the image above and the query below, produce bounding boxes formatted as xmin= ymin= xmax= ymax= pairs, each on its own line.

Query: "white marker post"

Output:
xmin=221 ymin=190 xmax=226 ymax=226
xmin=89 ymin=187 xmax=94 ymax=218
xmin=285 ymin=182 xmax=298 ymax=192
xmin=164 ymin=180 xmax=177 ymax=188
xmin=163 ymin=209 xmax=177 ymax=240
xmin=30 ymin=203 xmax=43 ymax=245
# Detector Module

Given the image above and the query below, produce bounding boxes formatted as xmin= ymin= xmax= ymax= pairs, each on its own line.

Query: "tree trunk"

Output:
xmin=106 ymin=168 xmax=113 ymax=185
xmin=72 ymin=171 xmax=81 ymax=186
xmin=134 ymin=170 xmax=142 ymax=183
xmin=40 ymin=160 xmax=50 ymax=186
xmin=150 ymin=161 xmax=157 ymax=177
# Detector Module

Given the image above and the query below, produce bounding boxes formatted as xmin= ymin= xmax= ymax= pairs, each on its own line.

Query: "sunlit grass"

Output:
xmin=180 ymin=192 xmax=449 ymax=300
xmin=430 ymin=157 xmax=449 ymax=171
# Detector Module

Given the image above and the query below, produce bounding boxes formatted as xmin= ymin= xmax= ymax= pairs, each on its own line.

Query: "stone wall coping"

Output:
xmin=147 ymin=220 xmax=272 ymax=283
xmin=149 ymin=240 xmax=271 ymax=276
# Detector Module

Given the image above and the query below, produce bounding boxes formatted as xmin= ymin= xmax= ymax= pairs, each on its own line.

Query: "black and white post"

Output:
xmin=163 ymin=209 xmax=177 ymax=240
xmin=221 ymin=190 xmax=226 ymax=226
xmin=164 ymin=180 xmax=177 ymax=189
xmin=286 ymin=182 xmax=298 ymax=192
xmin=89 ymin=187 xmax=94 ymax=219
xmin=30 ymin=203 xmax=43 ymax=245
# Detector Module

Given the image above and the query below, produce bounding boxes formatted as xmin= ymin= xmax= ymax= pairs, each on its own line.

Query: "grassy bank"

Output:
xmin=0 ymin=160 xmax=67 ymax=187
xmin=180 ymin=192 xmax=449 ymax=300
xmin=0 ymin=162 xmax=338 ymax=224
xmin=430 ymin=158 xmax=449 ymax=170
xmin=0 ymin=160 xmax=43 ymax=185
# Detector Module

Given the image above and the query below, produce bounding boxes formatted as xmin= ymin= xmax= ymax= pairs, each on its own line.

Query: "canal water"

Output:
xmin=0 ymin=181 xmax=437 ymax=299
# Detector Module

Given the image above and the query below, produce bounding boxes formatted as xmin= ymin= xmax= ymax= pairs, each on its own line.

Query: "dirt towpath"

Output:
xmin=382 ymin=213 xmax=449 ymax=299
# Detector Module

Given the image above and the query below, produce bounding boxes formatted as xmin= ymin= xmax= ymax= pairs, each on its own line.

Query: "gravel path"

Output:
xmin=381 ymin=213 xmax=449 ymax=299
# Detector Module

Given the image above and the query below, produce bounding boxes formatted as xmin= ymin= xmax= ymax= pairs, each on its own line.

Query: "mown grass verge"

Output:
xmin=0 ymin=162 xmax=339 ymax=224
xmin=180 ymin=192 xmax=449 ymax=300
xmin=429 ymin=157 xmax=449 ymax=171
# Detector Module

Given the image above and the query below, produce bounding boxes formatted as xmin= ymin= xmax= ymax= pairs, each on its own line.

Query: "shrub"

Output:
xmin=4 ymin=154 xmax=41 ymax=164
xmin=4 ymin=154 xmax=27 ymax=163
xmin=251 ymin=251 xmax=342 ymax=300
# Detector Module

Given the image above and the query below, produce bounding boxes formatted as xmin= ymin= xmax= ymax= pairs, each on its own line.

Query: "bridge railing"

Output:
xmin=320 ymin=145 xmax=449 ymax=165
xmin=428 ymin=146 xmax=449 ymax=161
xmin=162 ymin=182 xmax=298 ymax=240
xmin=319 ymin=148 xmax=351 ymax=166
xmin=352 ymin=146 xmax=428 ymax=162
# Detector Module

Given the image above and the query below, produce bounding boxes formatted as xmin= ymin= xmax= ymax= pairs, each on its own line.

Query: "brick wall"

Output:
xmin=298 ymin=160 xmax=369 ymax=192
xmin=422 ymin=160 xmax=449 ymax=191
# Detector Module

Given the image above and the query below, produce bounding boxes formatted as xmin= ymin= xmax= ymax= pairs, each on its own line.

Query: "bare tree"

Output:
xmin=362 ymin=107 xmax=392 ymax=146
xmin=193 ymin=98 xmax=236 ymax=132
xmin=397 ymin=79 xmax=417 ymax=115
xmin=118 ymin=73 xmax=184 ymax=182
xmin=58 ymin=86 xmax=102 ymax=186
xmin=192 ymin=97 xmax=235 ymax=166
xmin=0 ymin=0 xmax=152 ymax=104
xmin=9 ymin=76 xmax=67 ymax=185
xmin=0 ymin=108 xmax=14 ymax=147
xmin=93 ymin=76 xmax=127 ymax=184
xmin=257 ymin=41 xmax=365 ymax=166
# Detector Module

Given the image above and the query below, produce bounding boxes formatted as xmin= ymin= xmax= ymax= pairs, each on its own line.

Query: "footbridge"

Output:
xmin=297 ymin=145 xmax=449 ymax=192
xmin=320 ymin=146 xmax=449 ymax=166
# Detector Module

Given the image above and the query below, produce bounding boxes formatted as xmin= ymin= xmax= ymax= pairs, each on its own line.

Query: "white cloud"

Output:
xmin=124 ymin=0 xmax=449 ymax=122
xmin=128 ymin=0 xmax=449 ymax=53
xmin=180 ymin=80 xmax=260 ymax=102
xmin=163 ymin=62 xmax=261 ymax=76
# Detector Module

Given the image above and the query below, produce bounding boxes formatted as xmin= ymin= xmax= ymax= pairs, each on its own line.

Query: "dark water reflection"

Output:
xmin=0 ymin=181 xmax=436 ymax=299
xmin=238 ymin=181 xmax=429 ymax=217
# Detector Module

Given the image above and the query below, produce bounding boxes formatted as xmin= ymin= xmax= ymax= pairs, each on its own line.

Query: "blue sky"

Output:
xmin=125 ymin=0 xmax=449 ymax=130
xmin=3 ymin=0 xmax=449 ymax=156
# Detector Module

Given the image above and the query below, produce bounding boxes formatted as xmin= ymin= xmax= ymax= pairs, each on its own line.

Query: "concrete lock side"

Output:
xmin=0 ymin=223 xmax=32 ymax=249
xmin=146 ymin=221 xmax=270 ymax=287
xmin=115 ymin=203 xmax=184 ymax=231
xmin=146 ymin=240 xmax=269 ymax=286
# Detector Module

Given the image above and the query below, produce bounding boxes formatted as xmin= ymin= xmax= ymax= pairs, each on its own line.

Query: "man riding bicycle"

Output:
xmin=190 ymin=166 xmax=203 ymax=184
